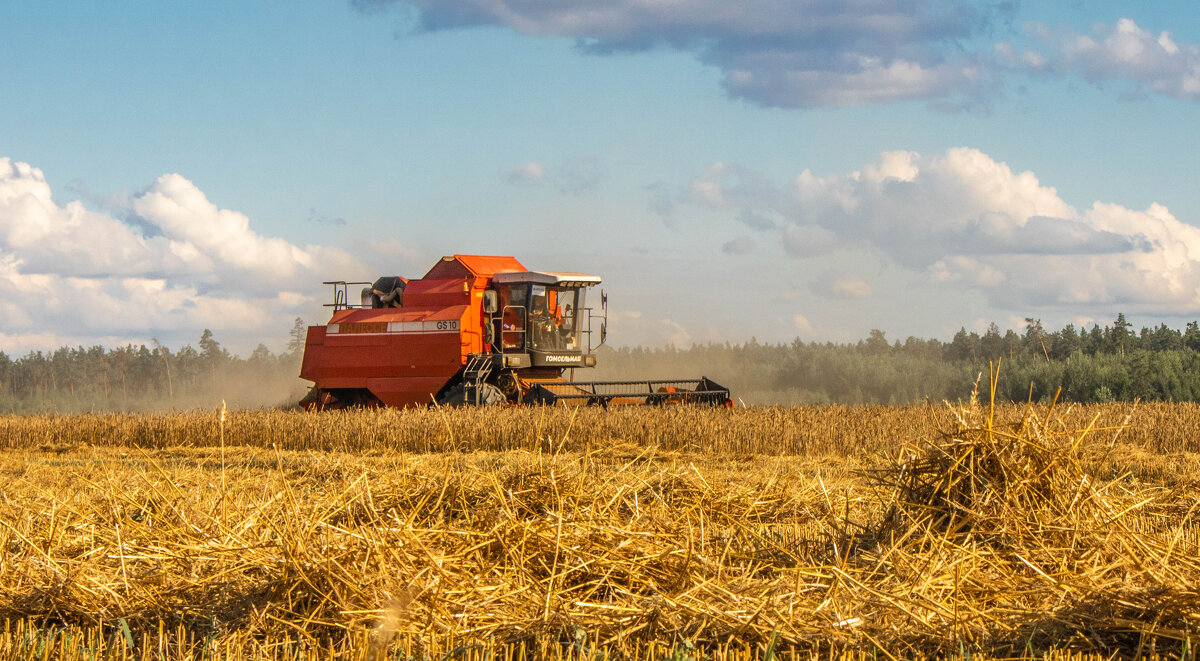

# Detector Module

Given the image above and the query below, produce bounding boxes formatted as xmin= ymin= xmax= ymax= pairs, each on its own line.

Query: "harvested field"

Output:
xmin=2 ymin=388 xmax=1199 ymax=659
xmin=6 ymin=400 xmax=1200 ymax=455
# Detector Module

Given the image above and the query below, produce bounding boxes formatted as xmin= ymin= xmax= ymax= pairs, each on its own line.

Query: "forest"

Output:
xmin=0 ymin=322 xmax=309 ymax=413
xmin=587 ymin=313 xmax=1200 ymax=405
xmin=3 ymin=314 xmax=1200 ymax=412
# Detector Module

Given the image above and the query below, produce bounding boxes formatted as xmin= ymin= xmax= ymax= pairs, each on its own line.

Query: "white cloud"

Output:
xmin=1006 ymin=18 xmax=1200 ymax=100
xmin=835 ymin=277 xmax=872 ymax=299
xmin=812 ymin=271 xmax=872 ymax=300
xmin=722 ymin=54 xmax=982 ymax=108
xmin=0 ymin=158 xmax=369 ymax=353
xmin=506 ymin=162 xmax=546 ymax=184
xmin=676 ymin=147 xmax=1200 ymax=316
xmin=505 ymin=157 xmax=599 ymax=194
xmin=791 ymin=313 xmax=814 ymax=336
xmin=687 ymin=162 xmax=781 ymax=210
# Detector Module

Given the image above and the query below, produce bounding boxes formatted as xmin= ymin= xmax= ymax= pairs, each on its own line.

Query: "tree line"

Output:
xmin=594 ymin=314 xmax=1200 ymax=405
xmin=0 ymin=321 xmax=309 ymax=413
xmin=4 ymin=314 xmax=1200 ymax=412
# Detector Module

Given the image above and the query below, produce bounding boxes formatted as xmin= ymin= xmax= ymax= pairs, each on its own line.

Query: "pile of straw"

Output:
xmin=861 ymin=369 xmax=1200 ymax=655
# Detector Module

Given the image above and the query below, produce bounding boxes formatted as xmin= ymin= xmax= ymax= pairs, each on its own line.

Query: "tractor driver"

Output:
xmin=370 ymin=276 xmax=407 ymax=308
xmin=560 ymin=304 xmax=576 ymax=350
xmin=528 ymin=288 xmax=562 ymax=350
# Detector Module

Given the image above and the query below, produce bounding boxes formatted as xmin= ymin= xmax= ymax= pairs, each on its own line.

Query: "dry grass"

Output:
xmin=1 ymin=389 xmax=1199 ymax=659
xmin=6 ymin=400 xmax=1200 ymax=456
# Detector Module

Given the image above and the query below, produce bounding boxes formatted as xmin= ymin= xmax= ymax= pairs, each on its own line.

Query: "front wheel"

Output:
xmin=437 ymin=382 xmax=507 ymax=406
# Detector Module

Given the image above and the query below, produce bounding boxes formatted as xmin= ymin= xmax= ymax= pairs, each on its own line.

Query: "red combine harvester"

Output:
xmin=299 ymin=254 xmax=732 ymax=408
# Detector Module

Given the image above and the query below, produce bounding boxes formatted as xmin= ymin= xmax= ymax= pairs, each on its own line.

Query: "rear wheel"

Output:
xmin=299 ymin=387 xmax=381 ymax=410
xmin=437 ymin=383 xmax=507 ymax=406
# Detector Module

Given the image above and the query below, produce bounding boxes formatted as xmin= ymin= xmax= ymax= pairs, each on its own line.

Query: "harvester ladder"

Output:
xmin=462 ymin=354 xmax=496 ymax=405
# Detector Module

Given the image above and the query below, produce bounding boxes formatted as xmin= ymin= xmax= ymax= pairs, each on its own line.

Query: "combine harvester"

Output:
xmin=299 ymin=254 xmax=732 ymax=408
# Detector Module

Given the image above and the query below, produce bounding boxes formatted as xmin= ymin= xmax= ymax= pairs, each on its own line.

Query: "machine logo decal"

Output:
xmin=327 ymin=320 xmax=460 ymax=335
xmin=334 ymin=322 xmax=388 ymax=334
xmin=544 ymin=354 xmax=582 ymax=363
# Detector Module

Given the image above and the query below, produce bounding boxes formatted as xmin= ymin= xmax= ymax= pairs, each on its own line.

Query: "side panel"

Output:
xmin=302 ymin=309 xmax=473 ymax=406
xmin=318 ymin=331 xmax=462 ymax=385
xmin=298 ymin=326 xmax=327 ymax=382
xmin=367 ymin=377 xmax=454 ymax=407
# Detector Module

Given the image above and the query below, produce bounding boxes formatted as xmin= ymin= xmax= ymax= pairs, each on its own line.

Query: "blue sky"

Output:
xmin=2 ymin=1 xmax=1199 ymax=352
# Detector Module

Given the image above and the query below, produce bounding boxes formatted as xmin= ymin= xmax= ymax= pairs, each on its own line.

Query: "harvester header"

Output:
xmin=299 ymin=254 xmax=731 ymax=408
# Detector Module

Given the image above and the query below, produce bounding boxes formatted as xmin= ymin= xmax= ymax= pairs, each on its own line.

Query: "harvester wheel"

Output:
xmin=437 ymin=383 xmax=507 ymax=407
xmin=299 ymin=387 xmax=333 ymax=411
xmin=299 ymin=387 xmax=381 ymax=410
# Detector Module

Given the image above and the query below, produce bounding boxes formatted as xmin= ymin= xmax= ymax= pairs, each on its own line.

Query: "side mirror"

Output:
xmin=601 ymin=322 xmax=607 ymax=345
xmin=601 ymin=290 xmax=607 ymax=312
xmin=483 ymin=290 xmax=499 ymax=314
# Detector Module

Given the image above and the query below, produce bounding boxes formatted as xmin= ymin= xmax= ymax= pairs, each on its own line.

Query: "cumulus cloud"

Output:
xmin=0 ymin=158 xmax=366 ymax=353
xmin=506 ymin=162 xmax=546 ymax=184
xmin=505 ymin=157 xmax=599 ymax=194
xmin=721 ymin=51 xmax=985 ymax=108
xmin=812 ymin=272 xmax=873 ymax=300
xmin=791 ymin=313 xmax=814 ymax=336
xmin=1000 ymin=18 xmax=1200 ymax=100
xmin=360 ymin=0 xmax=1008 ymax=108
xmin=676 ymin=147 xmax=1200 ymax=315
xmin=687 ymin=162 xmax=781 ymax=210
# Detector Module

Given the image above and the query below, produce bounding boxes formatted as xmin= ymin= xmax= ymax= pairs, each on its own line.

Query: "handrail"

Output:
xmin=322 ymin=281 xmax=372 ymax=310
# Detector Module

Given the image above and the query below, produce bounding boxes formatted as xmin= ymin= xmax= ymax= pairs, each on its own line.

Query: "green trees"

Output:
xmin=0 ymin=328 xmax=304 ymax=413
xmin=10 ymin=314 xmax=1200 ymax=411
xmin=595 ymin=313 xmax=1200 ymax=406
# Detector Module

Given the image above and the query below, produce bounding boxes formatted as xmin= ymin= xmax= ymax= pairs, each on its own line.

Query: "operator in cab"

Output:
xmin=528 ymin=286 xmax=559 ymax=350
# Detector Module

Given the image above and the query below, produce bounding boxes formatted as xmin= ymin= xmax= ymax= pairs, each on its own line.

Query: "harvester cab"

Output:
xmin=298 ymin=254 xmax=731 ymax=409
xmin=488 ymin=270 xmax=603 ymax=367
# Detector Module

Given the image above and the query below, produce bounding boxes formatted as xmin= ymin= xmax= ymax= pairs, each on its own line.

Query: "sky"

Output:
xmin=2 ymin=1 xmax=1200 ymax=354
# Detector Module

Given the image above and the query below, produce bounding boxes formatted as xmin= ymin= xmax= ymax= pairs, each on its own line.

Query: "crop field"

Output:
xmin=2 ymin=389 xmax=1200 ymax=659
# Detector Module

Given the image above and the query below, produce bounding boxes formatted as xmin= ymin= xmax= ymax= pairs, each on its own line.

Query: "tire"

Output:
xmin=437 ymin=382 xmax=507 ymax=406
xmin=299 ymin=386 xmax=327 ymax=411
xmin=299 ymin=387 xmax=381 ymax=410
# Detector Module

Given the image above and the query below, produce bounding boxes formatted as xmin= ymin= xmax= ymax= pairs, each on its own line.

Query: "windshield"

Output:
xmin=528 ymin=285 xmax=586 ymax=353
xmin=494 ymin=284 xmax=588 ymax=354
